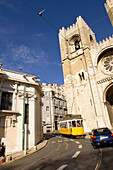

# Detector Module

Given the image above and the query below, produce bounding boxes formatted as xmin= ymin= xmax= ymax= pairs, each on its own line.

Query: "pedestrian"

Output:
xmin=1 ymin=143 xmax=5 ymax=157
xmin=77 ymin=122 xmax=80 ymax=127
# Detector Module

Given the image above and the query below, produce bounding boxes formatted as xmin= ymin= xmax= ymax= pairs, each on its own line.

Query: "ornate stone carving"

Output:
xmin=99 ymin=55 xmax=113 ymax=75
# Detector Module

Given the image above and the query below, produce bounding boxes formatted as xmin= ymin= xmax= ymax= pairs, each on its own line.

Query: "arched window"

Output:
xmin=78 ymin=72 xmax=85 ymax=81
xmin=75 ymin=40 xmax=80 ymax=50
xmin=82 ymin=72 xmax=85 ymax=80
xmin=78 ymin=73 xmax=82 ymax=81
xmin=90 ymin=35 xmax=93 ymax=42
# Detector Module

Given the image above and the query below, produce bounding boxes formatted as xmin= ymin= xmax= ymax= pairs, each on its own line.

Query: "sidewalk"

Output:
xmin=0 ymin=140 xmax=48 ymax=166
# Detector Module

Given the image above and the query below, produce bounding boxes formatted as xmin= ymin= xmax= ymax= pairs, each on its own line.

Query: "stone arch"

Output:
xmin=68 ymin=34 xmax=81 ymax=53
xmin=103 ymin=83 xmax=113 ymax=127
xmin=68 ymin=34 xmax=80 ymax=45
xmin=94 ymin=45 xmax=113 ymax=66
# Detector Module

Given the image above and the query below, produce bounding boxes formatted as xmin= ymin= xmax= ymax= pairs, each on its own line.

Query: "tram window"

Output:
xmin=72 ymin=121 xmax=76 ymax=127
xmin=60 ymin=122 xmax=67 ymax=129
xmin=77 ymin=120 xmax=83 ymax=127
xmin=77 ymin=121 xmax=80 ymax=127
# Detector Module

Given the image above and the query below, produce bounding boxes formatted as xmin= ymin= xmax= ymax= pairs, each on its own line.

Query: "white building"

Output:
xmin=0 ymin=64 xmax=43 ymax=155
xmin=41 ymin=83 xmax=68 ymax=133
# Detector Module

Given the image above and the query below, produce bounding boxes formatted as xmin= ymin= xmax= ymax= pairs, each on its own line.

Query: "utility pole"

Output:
xmin=22 ymin=86 xmax=26 ymax=151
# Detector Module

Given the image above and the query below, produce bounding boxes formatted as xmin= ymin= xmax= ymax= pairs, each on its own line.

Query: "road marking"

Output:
xmin=72 ymin=151 xmax=80 ymax=158
xmin=78 ymin=145 xmax=82 ymax=149
xmin=21 ymin=161 xmax=37 ymax=170
xmin=70 ymin=139 xmax=74 ymax=141
xmin=64 ymin=139 xmax=69 ymax=141
xmin=95 ymin=149 xmax=102 ymax=170
xmin=57 ymin=164 xmax=68 ymax=170
xmin=58 ymin=140 xmax=62 ymax=142
xmin=53 ymin=142 xmax=68 ymax=161
xmin=52 ymin=141 xmax=56 ymax=143
xmin=75 ymin=141 xmax=80 ymax=144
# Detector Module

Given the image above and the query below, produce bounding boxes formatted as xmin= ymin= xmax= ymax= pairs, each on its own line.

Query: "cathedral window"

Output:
xmin=78 ymin=72 xmax=85 ymax=81
xmin=99 ymin=55 xmax=113 ymax=74
xmin=90 ymin=35 xmax=93 ymax=42
xmin=82 ymin=72 xmax=85 ymax=80
xmin=78 ymin=73 xmax=82 ymax=81
xmin=75 ymin=40 xmax=80 ymax=51
xmin=104 ymin=56 xmax=113 ymax=72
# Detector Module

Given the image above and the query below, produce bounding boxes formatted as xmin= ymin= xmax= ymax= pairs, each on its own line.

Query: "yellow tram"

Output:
xmin=58 ymin=118 xmax=85 ymax=137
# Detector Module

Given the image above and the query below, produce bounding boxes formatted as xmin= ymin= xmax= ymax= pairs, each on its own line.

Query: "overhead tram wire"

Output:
xmin=90 ymin=15 xmax=107 ymax=27
xmin=1 ymin=62 xmax=50 ymax=84
xmin=21 ymin=0 xmax=67 ymax=41
xmin=39 ymin=0 xmax=55 ymax=16
xmin=3 ymin=1 xmax=56 ymax=51
xmin=22 ymin=0 xmax=109 ymax=44
xmin=1 ymin=1 xmax=57 ymax=85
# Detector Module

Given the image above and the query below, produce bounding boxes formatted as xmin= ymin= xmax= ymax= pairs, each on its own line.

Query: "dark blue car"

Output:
xmin=89 ymin=127 xmax=113 ymax=149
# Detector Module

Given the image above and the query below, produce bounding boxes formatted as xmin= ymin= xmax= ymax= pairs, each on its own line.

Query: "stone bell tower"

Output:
xmin=105 ymin=0 xmax=113 ymax=26
xmin=59 ymin=16 xmax=101 ymax=131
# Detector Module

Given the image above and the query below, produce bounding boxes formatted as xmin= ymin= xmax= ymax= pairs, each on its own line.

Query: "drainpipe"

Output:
xmin=22 ymin=86 xmax=26 ymax=151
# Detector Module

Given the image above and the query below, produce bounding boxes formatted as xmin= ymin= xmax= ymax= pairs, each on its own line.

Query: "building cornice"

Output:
xmin=97 ymin=76 xmax=113 ymax=84
xmin=0 ymin=110 xmax=20 ymax=116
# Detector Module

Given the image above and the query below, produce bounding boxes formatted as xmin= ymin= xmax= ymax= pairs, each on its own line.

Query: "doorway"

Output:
xmin=106 ymin=85 xmax=113 ymax=127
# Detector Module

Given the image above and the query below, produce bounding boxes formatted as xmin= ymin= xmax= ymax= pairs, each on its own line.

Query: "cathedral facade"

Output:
xmin=59 ymin=0 xmax=113 ymax=132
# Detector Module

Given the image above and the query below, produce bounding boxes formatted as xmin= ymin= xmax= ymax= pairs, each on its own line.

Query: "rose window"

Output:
xmin=99 ymin=55 xmax=113 ymax=75
xmin=104 ymin=56 xmax=113 ymax=71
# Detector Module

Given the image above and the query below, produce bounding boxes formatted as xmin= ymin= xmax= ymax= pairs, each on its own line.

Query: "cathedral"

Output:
xmin=58 ymin=0 xmax=113 ymax=132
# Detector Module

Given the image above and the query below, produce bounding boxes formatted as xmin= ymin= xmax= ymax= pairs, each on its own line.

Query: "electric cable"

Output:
xmin=39 ymin=0 xmax=55 ymax=15
xmin=12 ymin=0 xmax=56 ymax=44
xmin=18 ymin=67 xmax=51 ymax=84
xmin=90 ymin=15 xmax=107 ymax=27
xmin=21 ymin=0 xmax=109 ymax=43
xmin=1 ymin=62 xmax=50 ymax=84
xmin=21 ymin=0 xmax=67 ymax=41
xmin=2 ymin=62 xmax=21 ymax=71
xmin=2 ymin=1 xmax=109 ymax=87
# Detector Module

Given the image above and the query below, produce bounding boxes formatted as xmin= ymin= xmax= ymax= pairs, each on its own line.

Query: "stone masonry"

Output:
xmin=59 ymin=8 xmax=113 ymax=132
xmin=105 ymin=0 xmax=113 ymax=26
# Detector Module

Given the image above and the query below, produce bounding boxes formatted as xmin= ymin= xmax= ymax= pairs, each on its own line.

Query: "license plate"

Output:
xmin=100 ymin=136 xmax=108 ymax=140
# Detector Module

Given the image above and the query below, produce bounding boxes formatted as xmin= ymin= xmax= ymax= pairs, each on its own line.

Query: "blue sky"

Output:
xmin=0 ymin=0 xmax=112 ymax=85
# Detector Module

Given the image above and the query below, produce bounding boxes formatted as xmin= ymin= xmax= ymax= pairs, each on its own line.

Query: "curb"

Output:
xmin=0 ymin=140 xmax=48 ymax=167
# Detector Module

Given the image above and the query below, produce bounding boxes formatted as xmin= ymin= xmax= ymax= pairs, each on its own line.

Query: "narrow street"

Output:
xmin=1 ymin=134 xmax=113 ymax=170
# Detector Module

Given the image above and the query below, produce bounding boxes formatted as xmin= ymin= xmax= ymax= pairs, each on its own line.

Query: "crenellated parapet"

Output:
xmin=93 ymin=35 xmax=113 ymax=52
xmin=105 ymin=0 xmax=113 ymax=26
xmin=59 ymin=23 xmax=78 ymax=38
xmin=98 ymin=35 xmax=113 ymax=46
xmin=91 ymin=34 xmax=113 ymax=67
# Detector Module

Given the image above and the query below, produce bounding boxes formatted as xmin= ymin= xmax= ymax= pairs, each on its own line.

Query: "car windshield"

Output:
xmin=94 ymin=128 xmax=111 ymax=136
